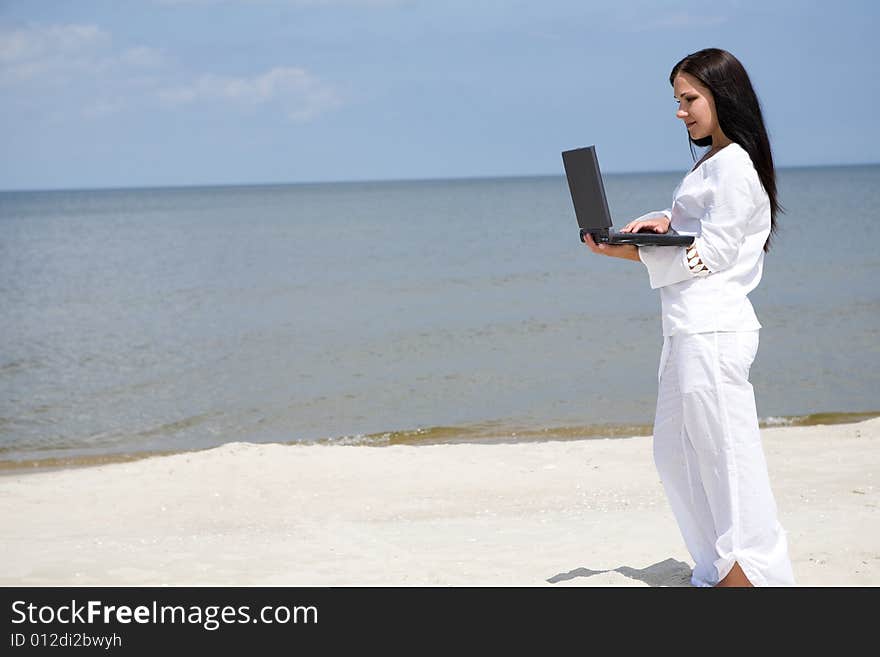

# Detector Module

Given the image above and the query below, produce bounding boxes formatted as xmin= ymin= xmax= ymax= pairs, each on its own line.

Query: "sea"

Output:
xmin=2 ymin=164 xmax=878 ymax=470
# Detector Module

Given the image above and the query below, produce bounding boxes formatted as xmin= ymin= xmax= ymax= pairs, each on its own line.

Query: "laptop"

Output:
xmin=562 ymin=145 xmax=693 ymax=246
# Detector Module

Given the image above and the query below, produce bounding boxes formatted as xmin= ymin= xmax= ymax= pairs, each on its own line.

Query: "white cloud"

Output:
xmin=0 ymin=24 xmax=167 ymax=87
xmin=159 ymin=66 xmax=343 ymax=121
xmin=0 ymin=24 xmax=109 ymax=82
xmin=0 ymin=24 xmax=106 ymax=63
xmin=1 ymin=23 xmax=340 ymax=122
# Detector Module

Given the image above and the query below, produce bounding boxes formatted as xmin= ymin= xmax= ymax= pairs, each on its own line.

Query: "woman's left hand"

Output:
xmin=582 ymin=232 xmax=641 ymax=261
xmin=620 ymin=215 xmax=670 ymax=234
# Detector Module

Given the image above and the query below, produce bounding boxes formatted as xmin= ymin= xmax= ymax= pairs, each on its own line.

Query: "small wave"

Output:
xmin=4 ymin=411 xmax=877 ymax=476
xmin=309 ymin=420 xmax=654 ymax=447
xmin=761 ymin=411 xmax=880 ymax=428
xmin=321 ymin=412 xmax=880 ymax=447
xmin=761 ymin=416 xmax=794 ymax=427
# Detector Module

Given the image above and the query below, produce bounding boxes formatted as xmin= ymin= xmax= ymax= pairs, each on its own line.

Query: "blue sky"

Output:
xmin=1 ymin=0 xmax=877 ymax=190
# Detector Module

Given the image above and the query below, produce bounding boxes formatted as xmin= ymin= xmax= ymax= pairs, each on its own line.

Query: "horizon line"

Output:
xmin=1 ymin=159 xmax=877 ymax=195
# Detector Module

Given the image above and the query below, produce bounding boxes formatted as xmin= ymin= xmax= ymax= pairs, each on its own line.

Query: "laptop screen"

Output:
xmin=561 ymin=145 xmax=613 ymax=232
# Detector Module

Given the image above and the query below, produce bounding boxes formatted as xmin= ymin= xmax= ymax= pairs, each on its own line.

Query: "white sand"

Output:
xmin=2 ymin=417 xmax=878 ymax=587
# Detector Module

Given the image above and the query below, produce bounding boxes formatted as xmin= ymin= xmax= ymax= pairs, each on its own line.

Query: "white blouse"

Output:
xmin=637 ymin=142 xmax=771 ymax=336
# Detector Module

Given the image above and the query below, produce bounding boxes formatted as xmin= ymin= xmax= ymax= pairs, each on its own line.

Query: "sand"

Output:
xmin=2 ymin=417 xmax=878 ymax=587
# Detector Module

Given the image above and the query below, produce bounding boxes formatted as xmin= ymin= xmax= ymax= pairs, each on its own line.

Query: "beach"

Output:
xmin=3 ymin=416 xmax=878 ymax=587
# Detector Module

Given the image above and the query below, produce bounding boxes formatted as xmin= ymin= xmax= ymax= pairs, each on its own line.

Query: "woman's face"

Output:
xmin=673 ymin=72 xmax=719 ymax=142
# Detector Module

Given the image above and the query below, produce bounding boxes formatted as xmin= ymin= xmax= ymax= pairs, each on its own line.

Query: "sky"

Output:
xmin=1 ymin=0 xmax=878 ymax=191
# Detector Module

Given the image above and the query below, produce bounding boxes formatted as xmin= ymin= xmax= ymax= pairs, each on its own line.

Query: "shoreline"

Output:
xmin=2 ymin=416 xmax=878 ymax=586
xmin=2 ymin=410 xmax=878 ymax=477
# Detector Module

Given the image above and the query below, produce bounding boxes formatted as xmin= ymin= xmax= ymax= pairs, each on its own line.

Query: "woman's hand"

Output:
xmin=619 ymin=215 xmax=671 ymax=234
xmin=582 ymin=232 xmax=640 ymax=261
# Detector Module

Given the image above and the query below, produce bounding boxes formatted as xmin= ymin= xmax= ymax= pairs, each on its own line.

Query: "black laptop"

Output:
xmin=562 ymin=145 xmax=693 ymax=246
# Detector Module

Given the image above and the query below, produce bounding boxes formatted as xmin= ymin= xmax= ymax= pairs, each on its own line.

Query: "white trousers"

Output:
xmin=653 ymin=330 xmax=795 ymax=587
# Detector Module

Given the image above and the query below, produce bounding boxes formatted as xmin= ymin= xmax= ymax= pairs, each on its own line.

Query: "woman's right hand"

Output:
xmin=619 ymin=215 xmax=671 ymax=234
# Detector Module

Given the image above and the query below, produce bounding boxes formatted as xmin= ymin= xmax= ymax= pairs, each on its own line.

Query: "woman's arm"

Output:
xmin=693 ymin=172 xmax=756 ymax=272
xmin=621 ymin=210 xmax=672 ymax=234
xmin=638 ymin=164 xmax=758 ymax=288
xmin=581 ymin=209 xmax=672 ymax=262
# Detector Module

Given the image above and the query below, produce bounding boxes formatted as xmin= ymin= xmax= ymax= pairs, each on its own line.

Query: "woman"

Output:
xmin=583 ymin=48 xmax=795 ymax=587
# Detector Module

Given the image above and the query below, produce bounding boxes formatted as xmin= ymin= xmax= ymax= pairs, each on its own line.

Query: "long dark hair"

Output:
xmin=669 ymin=48 xmax=780 ymax=252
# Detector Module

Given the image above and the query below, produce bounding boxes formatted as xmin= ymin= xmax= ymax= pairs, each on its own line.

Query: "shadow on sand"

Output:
xmin=547 ymin=557 xmax=693 ymax=587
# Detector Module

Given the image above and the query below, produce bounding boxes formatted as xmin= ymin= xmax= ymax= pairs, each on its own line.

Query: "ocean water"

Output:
xmin=1 ymin=164 xmax=878 ymax=468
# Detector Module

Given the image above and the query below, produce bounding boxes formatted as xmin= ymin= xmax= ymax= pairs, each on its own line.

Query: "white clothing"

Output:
xmin=637 ymin=143 xmax=795 ymax=586
xmin=654 ymin=331 xmax=795 ymax=586
xmin=637 ymin=142 xmax=769 ymax=337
